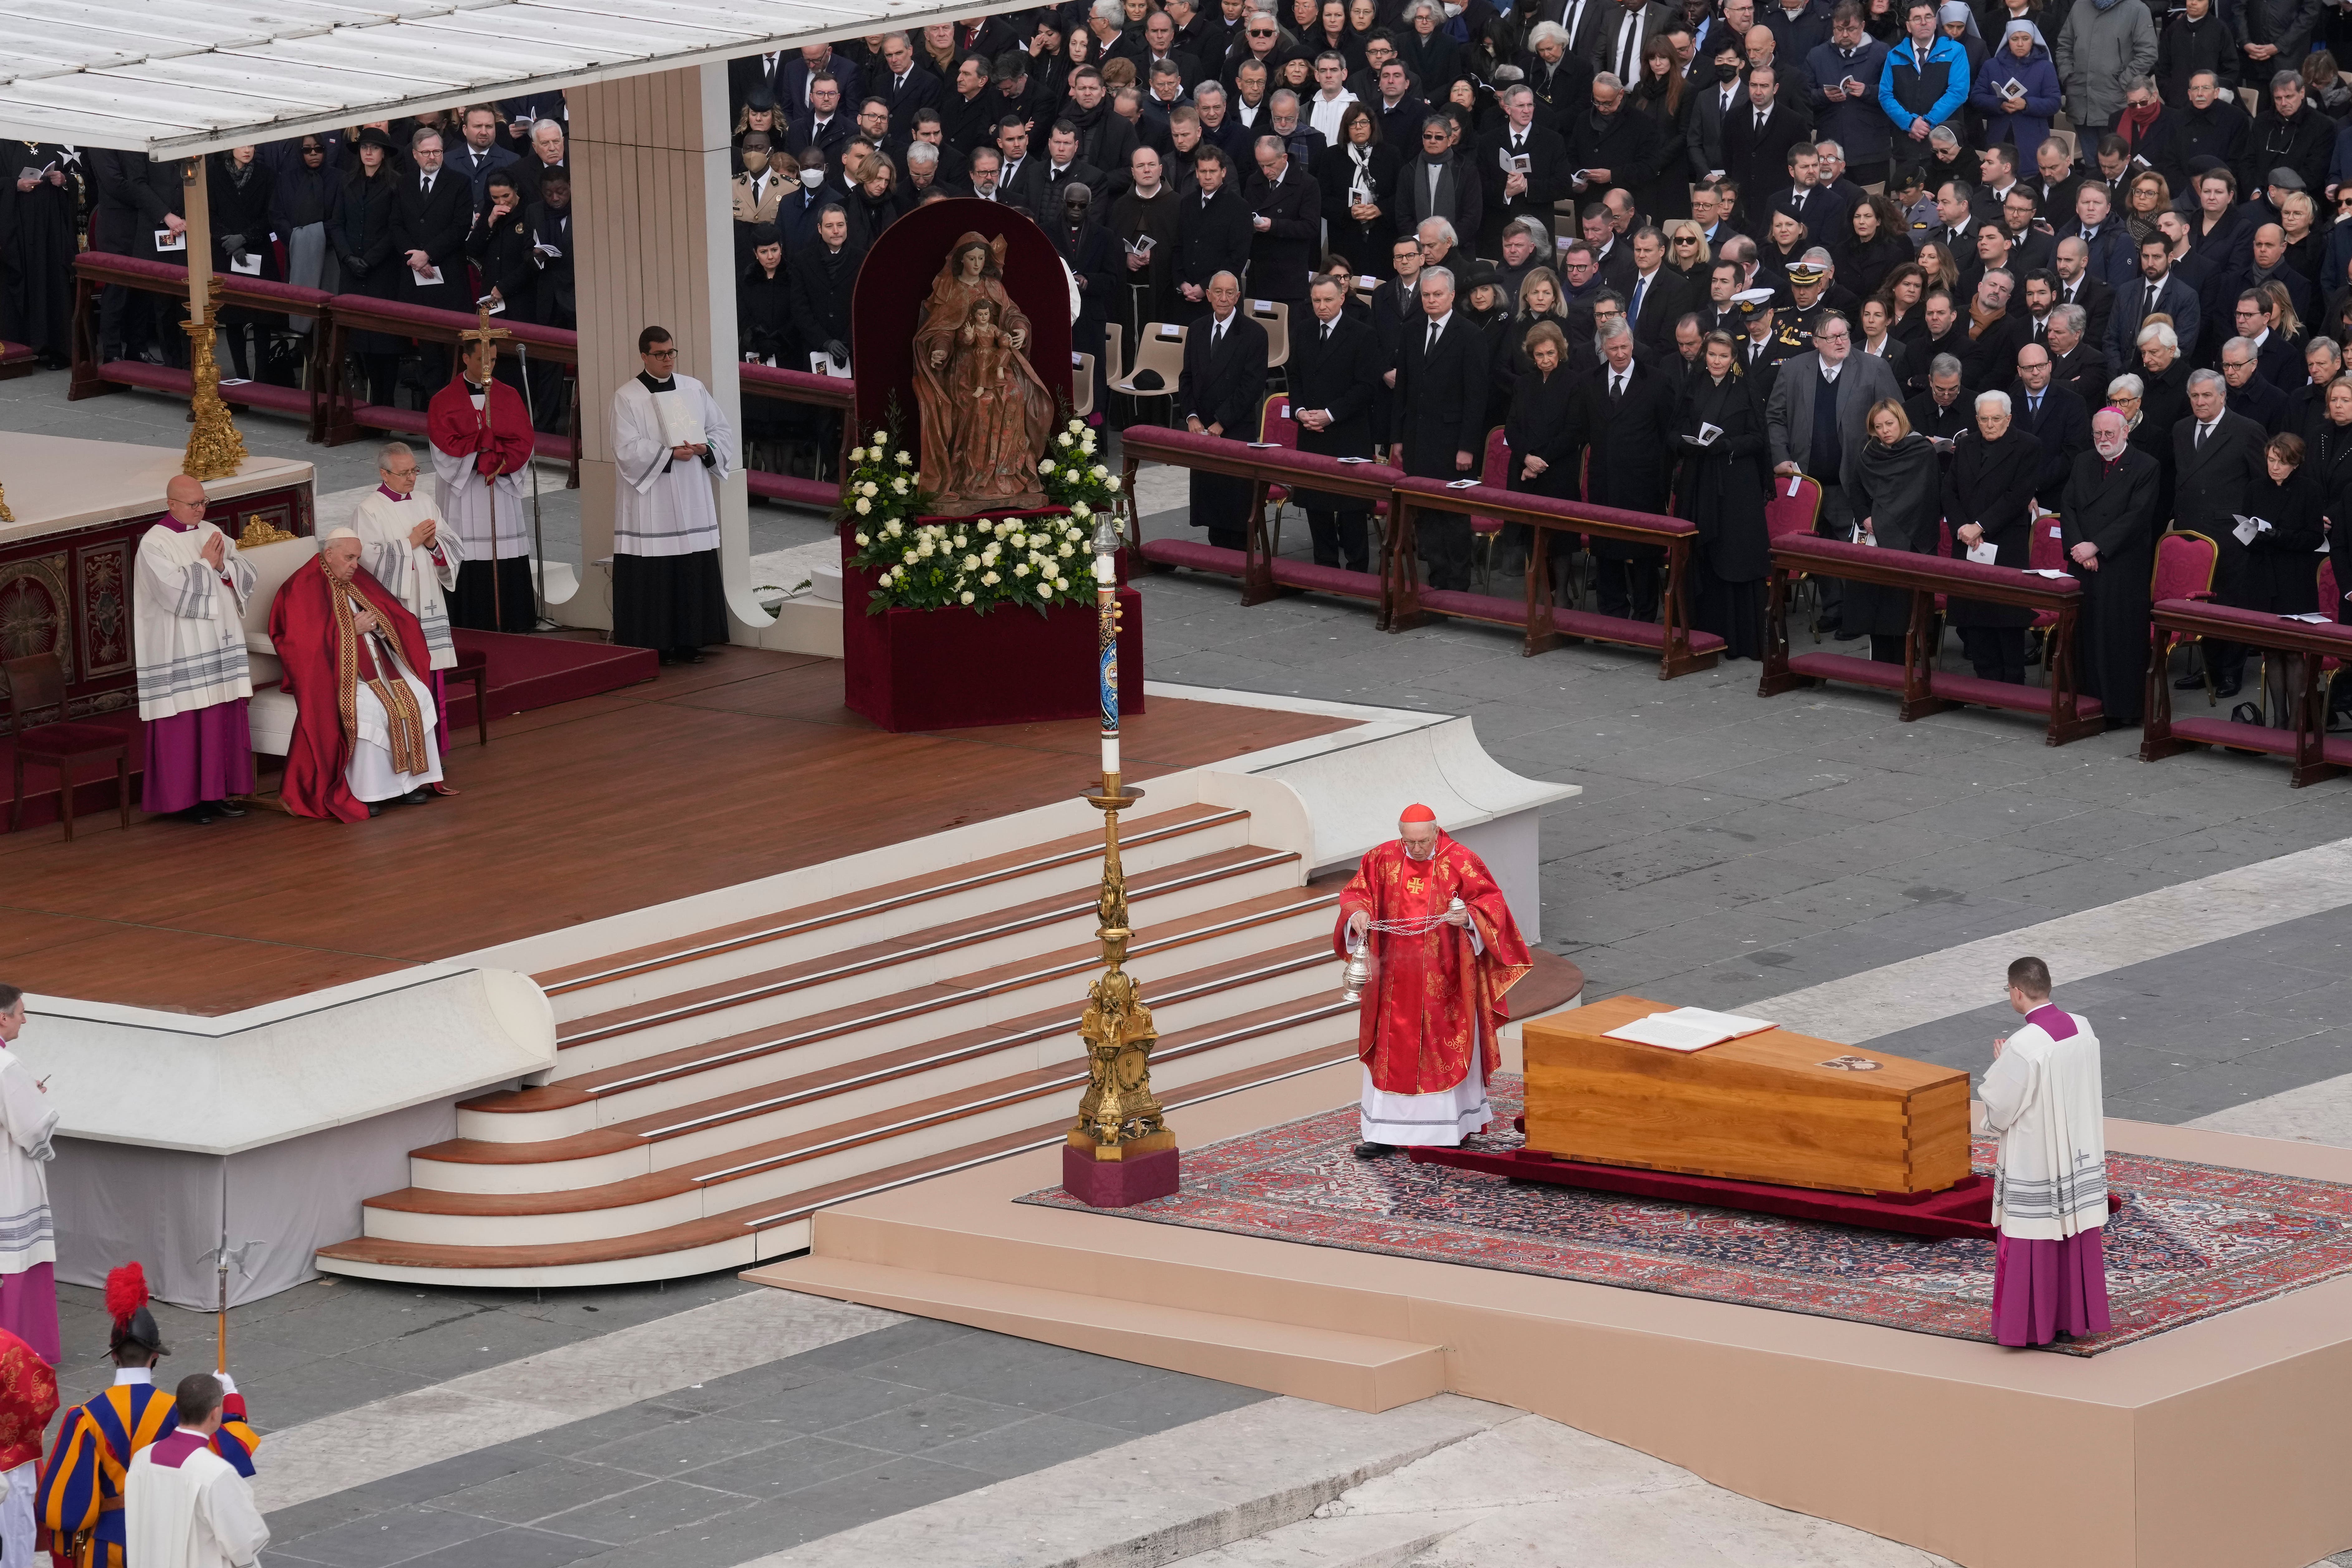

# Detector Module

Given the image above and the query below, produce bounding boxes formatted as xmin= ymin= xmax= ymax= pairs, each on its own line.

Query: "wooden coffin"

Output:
xmin=1521 ymin=995 xmax=1972 ymax=1195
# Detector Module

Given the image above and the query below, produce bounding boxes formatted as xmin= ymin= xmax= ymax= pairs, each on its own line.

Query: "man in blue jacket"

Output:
xmin=1879 ymin=0 xmax=1971 ymax=153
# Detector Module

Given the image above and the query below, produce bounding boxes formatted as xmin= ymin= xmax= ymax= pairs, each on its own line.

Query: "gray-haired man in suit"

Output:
xmin=1764 ymin=309 xmax=1902 ymax=628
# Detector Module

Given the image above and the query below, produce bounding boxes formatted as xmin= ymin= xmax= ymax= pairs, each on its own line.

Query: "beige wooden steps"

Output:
xmin=415 ymin=934 xmax=1348 ymax=1193
xmin=313 ymin=1038 xmax=1359 ymax=1288
xmin=747 ymin=1256 xmax=1449 ymax=1413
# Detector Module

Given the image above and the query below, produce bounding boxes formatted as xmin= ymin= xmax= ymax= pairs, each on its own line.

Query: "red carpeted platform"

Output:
xmin=444 ymin=631 xmax=657 ymax=727
xmin=1411 ymin=1142 xmax=2016 ymax=1239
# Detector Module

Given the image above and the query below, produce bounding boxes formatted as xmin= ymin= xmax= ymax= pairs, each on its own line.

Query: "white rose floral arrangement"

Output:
xmin=840 ymin=420 xmax=1102 ymax=616
xmin=1034 ymin=417 xmax=1122 ymax=521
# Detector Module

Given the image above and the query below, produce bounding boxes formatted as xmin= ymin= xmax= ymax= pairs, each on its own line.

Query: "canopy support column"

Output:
xmin=567 ymin=62 xmax=764 ymax=636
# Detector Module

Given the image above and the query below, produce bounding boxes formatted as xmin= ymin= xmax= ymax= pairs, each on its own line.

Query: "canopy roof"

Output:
xmin=0 ymin=0 xmax=988 ymax=157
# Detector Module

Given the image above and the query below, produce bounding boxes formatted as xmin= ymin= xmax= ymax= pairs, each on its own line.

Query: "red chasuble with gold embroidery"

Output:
xmin=1333 ymin=832 xmax=1533 ymax=1096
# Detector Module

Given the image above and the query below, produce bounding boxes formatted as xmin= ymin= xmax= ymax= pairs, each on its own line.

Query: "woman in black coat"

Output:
xmin=1398 ymin=1 xmax=1463 ymax=88
xmin=1832 ymin=196 xmax=1913 ymax=302
xmin=738 ymin=223 xmax=796 ymax=367
xmin=1942 ymin=391 xmax=2043 ymax=684
xmin=465 ymin=170 xmax=539 ymax=325
xmin=2304 ymin=377 xmax=2352 ymax=524
xmin=334 ymin=129 xmax=403 ymax=408
xmin=1317 ymin=106 xmax=1400 ymax=278
xmin=1506 ymin=322 xmax=1582 ymax=599
xmin=1630 ymin=36 xmax=1693 ymax=222
xmin=2238 ymin=431 xmax=2330 ymax=717
xmin=1675 ymin=332 xmax=1773 ymax=659
xmin=1845 ymin=399 xmax=1946 ymax=662
xmin=209 ymin=147 xmax=279 ymax=380
xmin=2237 ymin=433 xmax=2328 ymax=616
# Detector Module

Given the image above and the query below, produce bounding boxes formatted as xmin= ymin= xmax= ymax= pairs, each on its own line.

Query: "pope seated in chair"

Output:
xmin=267 ymin=529 xmax=444 ymax=821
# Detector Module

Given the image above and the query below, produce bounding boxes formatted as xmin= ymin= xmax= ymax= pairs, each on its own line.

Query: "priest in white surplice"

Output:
xmin=124 ymin=1375 xmax=269 ymax=1568
xmin=134 ymin=475 xmax=256 ymax=826
xmin=353 ymin=443 xmax=460 ymax=678
xmin=1983 ymin=954 xmax=2113 ymax=1348
xmin=0 ymin=985 xmax=57 ymax=1368
xmin=610 ymin=325 xmax=733 ymax=664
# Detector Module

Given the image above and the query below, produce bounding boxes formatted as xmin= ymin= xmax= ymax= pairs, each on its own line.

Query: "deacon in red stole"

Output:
xmin=1335 ymin=805 xmax=1532 ymax=1157
xmin=267 ymin=530 xmax=444 ymax=822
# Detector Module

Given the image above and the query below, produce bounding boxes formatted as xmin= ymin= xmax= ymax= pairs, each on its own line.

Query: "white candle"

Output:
xmin=1102 ymin=735 xmax=1119 ymax=777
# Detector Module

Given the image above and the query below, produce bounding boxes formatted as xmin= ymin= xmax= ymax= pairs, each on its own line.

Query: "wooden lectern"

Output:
xmin=1520 ymin=995 xmax=1972 ymax=1194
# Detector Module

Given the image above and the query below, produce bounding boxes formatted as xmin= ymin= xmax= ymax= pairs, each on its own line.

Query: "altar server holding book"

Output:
xmin=1337 ymin=805 xmax=1531 ymax=1157
xmin=1982 ymin=954 xmax=2112 ymax=1348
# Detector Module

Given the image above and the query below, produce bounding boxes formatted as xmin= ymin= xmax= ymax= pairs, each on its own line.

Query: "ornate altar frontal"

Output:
xmin=0 ymin=432 xmax=313 ymax=725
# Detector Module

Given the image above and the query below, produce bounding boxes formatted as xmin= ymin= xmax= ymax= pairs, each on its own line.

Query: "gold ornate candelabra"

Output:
xmin=1063 ymin=509 xmax=1176 ymax=1202
xmin=181 ymin=302 xmax=247 ymax=481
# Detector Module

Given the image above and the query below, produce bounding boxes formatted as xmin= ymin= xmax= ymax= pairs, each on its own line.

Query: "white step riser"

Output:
xmin=373 ymin=1022 xmax=1355 ymax=1245
xmin=548 ymin=861 xmax=1306 ymax=1074
xmin=545 ymin=816 xmax=1255 ymax=1023
xmin=452 ymin=945 xmax=1340 ymax=1156
xmin=426 ymin=970 xmax=1342 ymax=1193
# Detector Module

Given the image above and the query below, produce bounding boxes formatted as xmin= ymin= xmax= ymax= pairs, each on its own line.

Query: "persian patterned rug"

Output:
xmin=1018 ymin=1075 xmax=2352 ymax=1355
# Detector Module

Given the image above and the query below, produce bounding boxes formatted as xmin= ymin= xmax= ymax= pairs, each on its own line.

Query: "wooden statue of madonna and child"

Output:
xmin=910 ymin=231 xmax=1060 ymax=515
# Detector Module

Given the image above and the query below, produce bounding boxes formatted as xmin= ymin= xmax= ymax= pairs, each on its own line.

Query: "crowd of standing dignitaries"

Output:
xmin=20 ymin=0 xmax=2352 ymax=725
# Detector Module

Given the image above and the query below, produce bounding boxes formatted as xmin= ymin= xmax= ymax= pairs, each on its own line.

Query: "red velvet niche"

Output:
xmin=849 ymin=199 xmax=1075 ymax=438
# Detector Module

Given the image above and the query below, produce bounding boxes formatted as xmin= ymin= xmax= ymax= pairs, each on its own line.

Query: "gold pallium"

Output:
xmin=182 ymin=303 xmax=247 ymax=481
xmin=1068 ymin=777 xmax=1172 ymax=1161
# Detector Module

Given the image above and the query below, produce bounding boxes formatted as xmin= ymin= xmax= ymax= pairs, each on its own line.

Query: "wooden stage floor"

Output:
xmin=0 ymin=649 xmax=1354 ymax=1015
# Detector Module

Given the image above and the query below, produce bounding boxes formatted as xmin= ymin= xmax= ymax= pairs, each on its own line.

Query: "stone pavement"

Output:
xmin=13 ymin=386 xmax=2352 ymax=1565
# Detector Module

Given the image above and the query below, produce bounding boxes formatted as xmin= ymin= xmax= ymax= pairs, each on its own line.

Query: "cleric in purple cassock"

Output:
xmin=133 ymin=475 xmax=256 ymax=825
xmin=1982 ymin=955 xmax=2113 ymax=1348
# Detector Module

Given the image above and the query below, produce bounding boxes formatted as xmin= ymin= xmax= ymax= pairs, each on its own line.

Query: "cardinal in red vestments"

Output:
xmin=1336 ymin=805 xmax=1532 ymax=1157
xmin=268 ymin=532 xmax=442 ymax=822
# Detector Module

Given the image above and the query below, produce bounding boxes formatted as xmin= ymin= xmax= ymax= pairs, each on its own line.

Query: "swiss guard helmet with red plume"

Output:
xmin=105 ymin=1262 xmax=166 ymax=1359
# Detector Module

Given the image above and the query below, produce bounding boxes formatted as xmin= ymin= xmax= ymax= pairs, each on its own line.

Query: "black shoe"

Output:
xmin=673 ymin=647 xmax=707 ymax=665
xmin=2172 ymin=673 xmax=2207 ymax=690
xmin=208 ymin=799 xmax=247 ymax=819
xmin=399 ymin=787 xmax=431 ymax=805
xmin=1832 ymin=630 xmax=1865 ymax=642
xmin=366 ymin=802 xmax=382 ymax=817
xmin=181 ymin=804 xmax=217 ymax=825
xmin=2213 ymin=679 xmax=2242 ymax=699
xmin=1351 ymin=1141 xmax=1395 ymax=1159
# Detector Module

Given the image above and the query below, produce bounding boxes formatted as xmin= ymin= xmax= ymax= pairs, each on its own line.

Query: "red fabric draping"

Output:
xmin=1334 ymin=831 xmax=1532 ymax=1095
xmin=426 ymin=374 xmax=532 ymax=477
xmin=0 ymin=1325 xmax=56 ymax=1472
xmin=268 ymin=559 xmax=433 ymax=822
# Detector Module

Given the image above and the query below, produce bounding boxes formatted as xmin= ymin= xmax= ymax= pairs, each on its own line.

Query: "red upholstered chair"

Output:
xmin=1255 ymin=392 xmax=1297 ymax=555
xmin=5 ymin=653 xmax=129 ymax=841
xmin=1469 ymin=425 xmax=1511 ymax=592
xmin=1765 ymin=475 xmax=1823 ymax=638
xmin=2027 ymin=511 xmax=2069 ymax=672
xmin=2150 ymin=530 xmax=2221 ymax=703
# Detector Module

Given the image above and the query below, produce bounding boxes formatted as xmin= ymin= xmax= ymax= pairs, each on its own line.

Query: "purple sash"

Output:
xmin=2026 ymin=1003 xmax=2077 ymax=1040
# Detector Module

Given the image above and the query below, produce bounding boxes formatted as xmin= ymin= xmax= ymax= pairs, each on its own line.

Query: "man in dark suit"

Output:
xmin=392 ymin=126 xmax=474 ymax=386
xmin=2052 ymin=236 xmax=2114 ymax=349
xmin=2171 ymin=368 xmax=2268 ymax=695
xmin=1480 ymin=84 xmax=1567 ymax=256
xmin=1566 ymin=74 xmax=1664 ymax=222
xmin=2109 ymin=233 xmax=2201 ymax=366
xmin=2045 ymin=305 xmax=2111 ymax=407
xmin=1243 ymin=135 xmax=1318 ymax=305
xmin=1178 ymin=271 xmax=1272 ymax=551
xmin=450 ymin=106 xmax=519 ymax=215
xmin=1142 ymin=9 xmax=1206 ymax=90
xmin=2220 ymin=334 xmax=2290 ymax=431
xmin=1288 ymin=276 xmax=1387 ymax=571
xmin=1040 ymin=122 xmax=1107 ymax=208
xmin=1371 ymin=61 xmax=1427 ymax=151
xmin=785 ymin=74 xmax=854 ymax=167
xmin=2011 ymin=344 xmax=2091 ymax=511
xmin=1574 ymin=319 xmax=1681 ymax=620
xmin=1687 ymin=55 xmax=1752 ymax=183
xmin=1389 ymin=265 xmax=1491 ymax=591
xmin=874 ymin=33 xmax=940 ymax=121
xmin=938 ymin=57 xmax=1002 ymax=154
xmin=87 ymin=145 xmax=182 ymax=362
xmin=780 ymin=45 xmax=863 ymax=122
xmin=2227 ymin=287 xmax=2301 ymax=389
xmin=2063 ymin=410 xmax=2163 ymax=724
xmin=1172 ymin=146 xmax=1254 ymax=322
xmin=1721 ymin=64 xmax=1810 ymax=230
xmin=729 ymin=49 xmax=791 ymax=116
xmin=1625 ymin=226 xmax=1695 ymax=351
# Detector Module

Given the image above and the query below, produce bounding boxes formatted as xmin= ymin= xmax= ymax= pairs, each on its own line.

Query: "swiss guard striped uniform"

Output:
xmin=36 ymin=1370 xmax=259 ymax=1568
